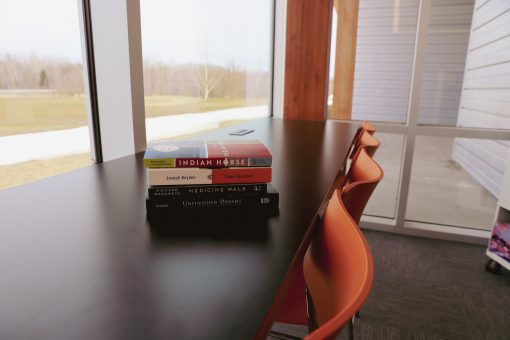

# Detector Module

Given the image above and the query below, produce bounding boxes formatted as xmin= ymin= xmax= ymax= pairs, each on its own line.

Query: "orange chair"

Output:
xmin=270 ymin=133 xmax=382 ymax=338
xmin=269 ymin=191 xmax=375 ymax=340
xmin=271 ymin=153 xmax=381 ymax=338
xmin=271 ymin=264 xmax=308 ymax=326
xmin=302 ymin=190 xmax=374 ymax=340
xmin=358 ymin=130 xmax=380 ymax=158
xmin=335 ymin=122 xmax=378 ymax=189
xmin=360 ymin=121 xmax=376 ymax=135
xmin=350 ymin=130 xmax=380 ymax=160
xmin=343 ymin=147 xmax=383 ymax=224
xmin=347 ymin=122 xmax=377 ymax=159
xmin=273 ymin=126 xmax=380 ymax=328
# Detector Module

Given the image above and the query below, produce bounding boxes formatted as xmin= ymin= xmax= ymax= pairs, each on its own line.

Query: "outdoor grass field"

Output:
xmin=0 ymin=94 xmax=266 ymax=136
xmin=0 ymin=94 xmax=88 ymax=136
xmin=0 ymin=93 xmax=266 ymax=189
xmin=0 ymin=120 xmax=246 ymax=190
xmin=0 ymin=153 xmax=93 ymax=190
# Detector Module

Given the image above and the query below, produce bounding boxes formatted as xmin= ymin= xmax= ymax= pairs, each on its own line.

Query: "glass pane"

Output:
xmin=0 ymin=0 xmax=91 ymax=190
xmin=418 ymin=0 xmax=510 ymax=130
xmin=328 ymin=0 xmax=419 ymax=123
xmin=417 ymin=0 xmax=474 ymax=126
xmin=327 ymin=9 xmax=337 ymax=111
xmin=140 ymin=0 xmax=273 ymax=142
xmin=364 ymin=133 xmax=404 ymax=219
xmin=406 ymin=136 xmax=508 ymax=230
xmin=457 ymin=1 xmax=510 ymax=130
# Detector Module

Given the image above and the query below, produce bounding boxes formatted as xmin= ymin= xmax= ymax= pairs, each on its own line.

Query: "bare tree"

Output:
xmin=200 ymin=65 xmax=222 ymax=109
xmin=190 ymin=33 xmax=226 ymax=109
xmin=191 ymin=52 xmax=223 ymax=110
xmin=0 ymin=54 xmax=83 ymax=92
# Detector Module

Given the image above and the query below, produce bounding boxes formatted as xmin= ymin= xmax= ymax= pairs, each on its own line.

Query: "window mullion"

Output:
xmin=394 ymin=0 xmax=431 ymax=230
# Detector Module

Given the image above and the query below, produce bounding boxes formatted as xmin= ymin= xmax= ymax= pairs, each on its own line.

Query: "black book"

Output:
xmin=148 ymin=183 xmax=268 ymax=200
xmin=146 ymin=185 xmax=279 ymax=223
xmin=146 ymin=202 xmax=279 ymax=226
xmin=147 ymin=185 xmax=278 ymax=210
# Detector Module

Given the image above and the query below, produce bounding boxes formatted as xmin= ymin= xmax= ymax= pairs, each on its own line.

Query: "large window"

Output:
xmin=0 ymin=0 xmax=91 ymax=190
xmin=328 ymin=0 xmax=510 ymax=239
xmin=328 ymin=0 xmax=420 ymax=123
xmin=406 ymin=136 xmax=502 ymax=230
xmin=140 ymin=0 xmax=273 ymax=142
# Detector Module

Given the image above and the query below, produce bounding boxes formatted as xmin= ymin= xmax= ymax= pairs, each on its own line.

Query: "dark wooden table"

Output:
xmin=0 ymin=118 xmax=355 ymax=340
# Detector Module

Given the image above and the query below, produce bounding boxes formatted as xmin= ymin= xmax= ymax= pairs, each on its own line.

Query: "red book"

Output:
xmin=148 ymin=167 xmax=272 ymax=186
xmin=143 ymin=139 xmax=272 ymax=168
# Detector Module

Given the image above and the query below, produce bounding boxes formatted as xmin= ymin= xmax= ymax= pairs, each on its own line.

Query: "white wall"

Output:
xmin=418 ymin=0 xmax=474 ymax=125
xmin=88 ymin=0 xmax=146 ymax=162
xmin=352 ymin=0 xmax=419 ymax=123
xmin=453 ymin=0 xmax=510 ymax=198
xmin=351 ymin=0 xmax=473 ymax=125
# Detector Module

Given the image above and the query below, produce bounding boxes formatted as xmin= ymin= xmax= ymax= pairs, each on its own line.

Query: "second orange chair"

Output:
xmin=271 ymin=147 xmax=383 ymax=337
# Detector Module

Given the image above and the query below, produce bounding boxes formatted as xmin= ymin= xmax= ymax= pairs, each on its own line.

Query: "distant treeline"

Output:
xmin=143 ymin=62 xmax=270 ymax=99
xmin=0 ymin=55 xmax=270 ymax=98
xmin=0 ymin=55 xmax=84 ymax=93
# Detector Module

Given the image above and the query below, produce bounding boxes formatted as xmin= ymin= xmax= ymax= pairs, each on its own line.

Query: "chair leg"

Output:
xmin=305 ymin=287 xmax=317 ymax=333
xmin=485 ymin=259 xmax=502 ymax=275
xmin=347 ymin=317 xmax=354 ymax=340
xmin=267 ymin=329 xmax=302 ymax=340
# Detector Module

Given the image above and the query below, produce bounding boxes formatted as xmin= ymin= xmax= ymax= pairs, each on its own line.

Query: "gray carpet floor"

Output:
xmin=271 ymin=230 xmax=510 ymax=340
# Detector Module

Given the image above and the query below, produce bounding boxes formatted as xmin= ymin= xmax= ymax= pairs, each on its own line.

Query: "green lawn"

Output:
xmin=0 ymin=94 xmax=266 ymax=136
xmin=0 ymin=153 xmax=93 ymax=190
xmin=0 ymin=119 xmax=249 ymax=190
xmin=145 ymin=95 xmax=265 ymax=117
xmin=0 ymin=93 xmax=266 ymax=189
xmin=0 ymin=94 xmax=88 ymax=136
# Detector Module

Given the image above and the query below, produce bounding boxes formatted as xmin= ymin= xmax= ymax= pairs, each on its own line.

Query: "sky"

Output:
xmin=141 ymin=0 xmax=272 ymax=71
xmin=0 ymin=0 xmax=83 ymax=62
xmin=0 ymin=0 xmax=273 ymax=71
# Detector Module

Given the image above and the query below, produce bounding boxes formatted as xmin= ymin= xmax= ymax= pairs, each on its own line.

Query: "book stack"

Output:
xmin=144 ymin=139 xmax=279 ymax=223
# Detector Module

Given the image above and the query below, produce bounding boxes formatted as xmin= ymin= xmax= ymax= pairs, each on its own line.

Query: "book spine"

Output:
xmin=148 ymin=167 xmax=272 ymax=186
xmin=144 ymin=157 xmax=272 ymax=168
xmin=212 ymin=167 xmax=272 ymax=184
xmin=148 ymin=183 xmax=268 ymax=199
xmin=247 ymin=157 xmax=272 ymax=167
xmin=147 ymin=192 xmax=279 ymax=211
xmin=143 ymin=158 xmax=175 ymax=168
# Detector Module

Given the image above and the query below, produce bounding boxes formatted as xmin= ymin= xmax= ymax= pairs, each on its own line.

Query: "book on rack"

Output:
xmin=148 ymin=183 xmax=267 ymax=199
xmin=488 ymin=221 xmax=510 ymax=263
xmin=143 ymin=139 xmax=272 ymax=168
xmin=148 ymin=167 xmax=272 ymax=186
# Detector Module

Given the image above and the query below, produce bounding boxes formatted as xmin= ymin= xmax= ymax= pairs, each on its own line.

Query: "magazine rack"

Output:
xmin=485 ymin=149 xmax=510 ymax=274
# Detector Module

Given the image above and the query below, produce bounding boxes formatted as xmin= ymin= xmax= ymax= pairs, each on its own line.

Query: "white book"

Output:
xmin=149 ymin=168 xmax=213 ymax=186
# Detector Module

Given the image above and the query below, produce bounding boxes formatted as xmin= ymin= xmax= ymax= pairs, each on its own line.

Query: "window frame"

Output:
xmin=79 ymin=0 xmax=146 ymax=163
xmin=329 ymin=0 xmax=510 ymax=244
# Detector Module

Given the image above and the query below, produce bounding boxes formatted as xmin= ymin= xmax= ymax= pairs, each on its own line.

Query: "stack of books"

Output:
xmin=144 ymin=139 xmax=279 ymax=222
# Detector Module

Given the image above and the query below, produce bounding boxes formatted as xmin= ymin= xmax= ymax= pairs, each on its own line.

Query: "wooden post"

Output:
xmin=284 ymin=0 xmax=333 ymax=120
xmin=331 ymin=0 xmax=359 ymax=120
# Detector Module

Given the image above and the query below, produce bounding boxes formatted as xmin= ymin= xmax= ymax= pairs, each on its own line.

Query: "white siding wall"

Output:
xmin=418 ymin=0 xmax=474 ymax=125
xmin=453 ymin=0 xmax=510 ymax=198
xmin=352 ymin=0 xmax=419 ymax=123
xmin=352 ymin=0 xmax=473 ymax=124
xmin=350 ymin=0 xmax=508 ymax=197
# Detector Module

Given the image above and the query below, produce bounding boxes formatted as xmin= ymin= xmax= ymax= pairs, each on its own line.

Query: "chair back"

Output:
xmin=348 ymin=122 xmax=378 ymax=159
xmin=303 ymin=190 xmax=374 ymax=340
xmin=360 ymin=121 xmax=376 ymax=135
xmin=357 ymin=130 xmax=380 ymax=158
xmin=343 ymin=148 xmax=383 ymax=224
